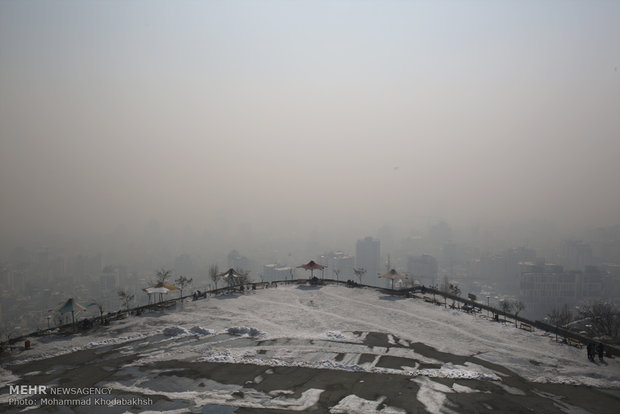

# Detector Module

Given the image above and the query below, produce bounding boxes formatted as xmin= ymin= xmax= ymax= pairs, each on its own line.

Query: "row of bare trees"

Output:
xmin=548 ymin=302 xmax=620 ymax=339
xmin=152 ymin=267 xmax=194 ymax=296
xmin=150 ymin=265 xmax=252 ymax=296
xmin=116 ymin=267 xmax=194 ymax=310
xmin=498 ymin=300 xmax=526 ymax=327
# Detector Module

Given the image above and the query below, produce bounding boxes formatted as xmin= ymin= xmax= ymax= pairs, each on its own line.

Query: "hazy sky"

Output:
xmin=1 ymin=0 xmax=619 ymax=243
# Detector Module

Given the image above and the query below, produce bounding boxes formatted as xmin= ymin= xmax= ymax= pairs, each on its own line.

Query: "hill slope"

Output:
xmin=2 ymin=285 xmax=619 ymax=413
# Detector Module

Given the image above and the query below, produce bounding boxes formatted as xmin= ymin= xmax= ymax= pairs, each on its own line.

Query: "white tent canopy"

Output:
xmin=144 ymin=287 xmax=170 ymax=294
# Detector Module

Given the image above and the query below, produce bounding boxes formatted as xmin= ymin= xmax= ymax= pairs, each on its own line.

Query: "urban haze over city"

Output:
xmin=0 ymin=0 xmax=619 ymax=338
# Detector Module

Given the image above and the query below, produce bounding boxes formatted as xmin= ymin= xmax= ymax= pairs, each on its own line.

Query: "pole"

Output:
xmin=486 ymin=296 xmax=490 ymax=317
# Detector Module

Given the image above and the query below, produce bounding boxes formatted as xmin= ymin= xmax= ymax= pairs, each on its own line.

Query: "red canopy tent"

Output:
xmin=297 ymin=260 xmax=325 ymax=279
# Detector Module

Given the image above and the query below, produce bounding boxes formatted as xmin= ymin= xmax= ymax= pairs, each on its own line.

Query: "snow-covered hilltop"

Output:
xmin=2 ymin=284 xmax=619 ymax=413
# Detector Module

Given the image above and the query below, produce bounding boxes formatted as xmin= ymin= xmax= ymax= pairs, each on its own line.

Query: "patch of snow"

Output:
xmin=86 ymin=333 xmax=147 ymax=347
xmin=163 ymin=326 xmax=189 ymax=336
xmin=418 ymin=365 xmax=500 ymax=381
xmin=268 ymin=390 xmax=294 ymax=397
xmin=189 ymin=326 xmax=214 ymax=336
xmin=452 ymin=383 xmax=478 ymax=393
xmin=412 ymin=377 xmax=458 ymax=414
xmin=105 ymin=381 xmax=323 ymax=411
xmin=330 ymin=395 xmax=406 ymax=414
xmin=495 ymin=383 xmax=526 ymax=395
xmin=227 ymin=326 xmax=265 ymax=337
xmin=196 ymin=349 xmax=500 ymax=381
xmin=0 ymin=367 xmax=20 ymax=388
xmin=326 ymin=330 xmax=348 ymax=341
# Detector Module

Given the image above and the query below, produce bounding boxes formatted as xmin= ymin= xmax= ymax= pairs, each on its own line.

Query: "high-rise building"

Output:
xmin=519 ymin=263 xmax=605 ymax=319
xmin=560 ymin=240 xmax=593 ymax=271
xmin=407 ymin=254 xmax=438 ymax=285
xmin=100 ymin=266 xmax=120 ymax=292
xmin=356 ymin=237 xmax=380 ymax=286
xmin=319 ymin=251 xmax=354 ymax=281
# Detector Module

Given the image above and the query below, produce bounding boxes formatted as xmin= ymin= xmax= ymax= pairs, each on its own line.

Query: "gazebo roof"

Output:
xmin=297 ymin=260 xmax=325 ymax=270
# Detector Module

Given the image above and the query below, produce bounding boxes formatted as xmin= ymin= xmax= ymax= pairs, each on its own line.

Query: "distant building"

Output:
xmin=100 ymin=266 xmax=120 ymax=292
xmin=519 ymin=262 xmax=605 ymax=318
xmin=319 ymin=251 xmax=354 ymax=280
xmin=0 ymin=265 xmax=15 ymax=292
xmin=174 ymin=254 xmax=195 ymax=278
xmin=429 ymin=221 xmax=452 ymax=244
xmin=559 ymin=240 xmax=593 ymax=271
xmin=600 ymin=264 xmax=620 ymax=298
xmin=356 ymin=237 xmax=380 ymax=286
xmin=471 ymin=247 xmax=536 ymax=290
xmin=407 ymin=254 xmax=438 ymax=285
xmin=262 ymin=265 xmax=293 ymax=282
xmin=228 ymin=250 xmax=251 ymax=272
xmin=263 ymin=264 xmax=277 ymax=282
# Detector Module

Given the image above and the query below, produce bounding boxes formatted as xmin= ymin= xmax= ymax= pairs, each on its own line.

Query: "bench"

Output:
xmin=567 ymin=337 xmax=583 ymax=349
xmin=520 ymin=323 xmax=533 ymax=332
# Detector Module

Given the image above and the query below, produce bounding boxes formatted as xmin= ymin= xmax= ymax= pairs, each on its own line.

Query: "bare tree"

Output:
xmin=437 ymin=277 xmax=451 ymax=308
xmin=353 ymin=268 xmax=366 ymax=284
xmin=512 ymin=300 xmax=525 ymax=327
xmin=333 ymin=269 xmax=341 ymax=282
xmin=118 ymin=290 xmax=135 ymax=311
xmin=236 ymin=270 xmax=250 ymax=286
xmin=548 ymin=304 xmax=573 ymax=326
xmin=447 ymin=283 xmax=461 ymax=307
xmin=547 ymin=304 xmax=572 ymax=342
xmin=175 ymin=275 xmax=193 ymax=297
xmin=156 ymin=267 xmax=172 ymax=284
xmin=578 ymin=301 xmax=620 ymax=338
xmin=499 ymin=300 xmax=512 ymax=322
xmin=209 ymin=265 xmax=220 ymax=290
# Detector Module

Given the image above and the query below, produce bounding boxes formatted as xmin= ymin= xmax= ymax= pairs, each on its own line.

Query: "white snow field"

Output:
xmin=1 ymin=284 xmax=619 ymax=413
